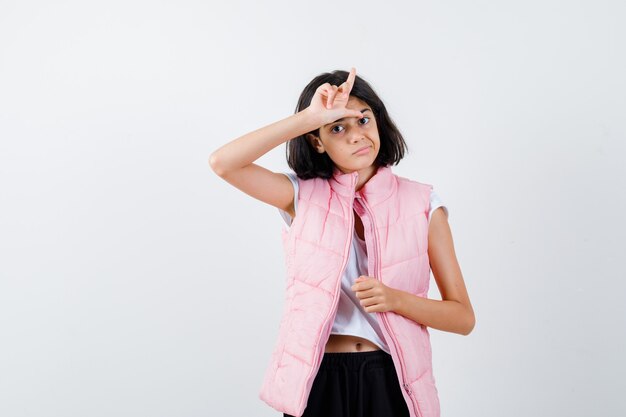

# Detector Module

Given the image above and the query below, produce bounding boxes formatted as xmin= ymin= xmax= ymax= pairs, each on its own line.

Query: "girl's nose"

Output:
xmin=347 ymin=128 xmax=364 ymax=141
xmin=350 ymin=134 xmax=366 ymax=143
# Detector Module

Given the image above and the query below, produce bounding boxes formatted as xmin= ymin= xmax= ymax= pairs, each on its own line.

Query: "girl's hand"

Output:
xmin=306 ymin=67 xmax=365 ymax=127
xmin=351 ymin=275 xmax=401 ymax=313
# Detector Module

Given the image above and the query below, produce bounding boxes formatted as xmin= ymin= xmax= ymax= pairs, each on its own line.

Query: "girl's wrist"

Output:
xmin=298 ymin=107 xmax=324 ymax=131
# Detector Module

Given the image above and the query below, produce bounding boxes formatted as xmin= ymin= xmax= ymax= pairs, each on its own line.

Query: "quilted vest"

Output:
xmin=259 ymin=164 xmax=440 ymax=417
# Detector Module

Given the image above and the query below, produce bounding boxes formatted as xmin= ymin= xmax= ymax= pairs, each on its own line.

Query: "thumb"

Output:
xmin=349 ymin=110 xmax=364 ymax=118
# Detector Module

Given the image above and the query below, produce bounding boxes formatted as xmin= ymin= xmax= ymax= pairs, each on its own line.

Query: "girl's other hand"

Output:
xmin=306 ymin=67 xmax=364 ymax=127
xmin=351 ymin=275 xmax=402 ymax=313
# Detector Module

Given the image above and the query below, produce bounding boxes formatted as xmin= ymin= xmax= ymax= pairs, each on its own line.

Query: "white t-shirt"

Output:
xmin=277 ymin=172 xmax=449 ymax=354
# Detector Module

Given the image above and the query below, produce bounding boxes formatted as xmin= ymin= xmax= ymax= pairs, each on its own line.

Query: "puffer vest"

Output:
xmin=259 ymin=165 xmax=440 ymax=417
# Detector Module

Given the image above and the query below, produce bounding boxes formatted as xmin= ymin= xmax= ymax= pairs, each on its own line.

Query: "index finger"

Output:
xmin=339 ymin=67 xmax=356 ymax=94
xmin=343 ymin=67 xmax=357 ymax=94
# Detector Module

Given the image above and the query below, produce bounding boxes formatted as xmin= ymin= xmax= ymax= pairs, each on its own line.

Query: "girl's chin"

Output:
xmin=349 ymin=162 xmax=376 ymax=172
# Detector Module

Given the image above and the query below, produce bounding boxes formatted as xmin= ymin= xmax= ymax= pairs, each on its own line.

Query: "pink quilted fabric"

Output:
xmin=259 ymin=165 xmax=440 ymax=417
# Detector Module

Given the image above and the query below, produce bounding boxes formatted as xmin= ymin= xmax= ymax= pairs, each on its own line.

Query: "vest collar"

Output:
xmin=329 ymin=164 xmax=397 ymax=204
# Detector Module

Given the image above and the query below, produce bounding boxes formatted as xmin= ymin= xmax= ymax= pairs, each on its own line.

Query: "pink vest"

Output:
xmin=259 ymin=165 xmax=440 ymax=417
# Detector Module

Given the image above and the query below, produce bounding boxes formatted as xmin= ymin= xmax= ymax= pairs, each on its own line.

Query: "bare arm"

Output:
xmin=208 ymin=109 xmax=322 ymax=216
xmin=209 ymin=109 xmax=319 ymax=217
xmin=209 ymin=109 xmax=321 ymax=176
xmin=208 ymin=67 xmax=363 ymax=215
xmin=392 ymin=207 xmax=475 ymax=335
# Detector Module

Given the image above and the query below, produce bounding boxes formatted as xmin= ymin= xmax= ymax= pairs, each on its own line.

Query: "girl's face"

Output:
xmin=306 ymin=96 xmax=380 ymax=176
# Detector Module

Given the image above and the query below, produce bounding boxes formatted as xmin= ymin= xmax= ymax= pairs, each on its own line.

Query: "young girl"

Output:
xmin=209 ymin=67 xmax=474 ymax=417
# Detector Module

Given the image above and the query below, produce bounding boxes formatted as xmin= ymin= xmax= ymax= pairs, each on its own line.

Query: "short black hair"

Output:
xmin=286 ymin=69 xmax=408 ymax=179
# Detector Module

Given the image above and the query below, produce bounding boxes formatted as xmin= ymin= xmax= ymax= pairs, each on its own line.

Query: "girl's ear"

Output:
xmin=306 ymin=133 xmax=325 ymax=154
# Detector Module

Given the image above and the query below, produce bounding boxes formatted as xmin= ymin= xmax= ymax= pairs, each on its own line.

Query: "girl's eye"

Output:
xmin=331 ymin=117 xmax=370 ymax=134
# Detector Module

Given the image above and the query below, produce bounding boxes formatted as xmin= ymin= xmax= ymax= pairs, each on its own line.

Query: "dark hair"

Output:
xmin=286 ymin=69 xmax=408 ymax=179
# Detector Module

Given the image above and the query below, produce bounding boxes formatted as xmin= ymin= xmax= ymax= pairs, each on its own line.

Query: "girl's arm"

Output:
xmin=209 ymin=67 xmax=363 ymax=215
xmin=209 ymin=108 xmax=322 ymax=216
xmin=210 ymin=108 xmax=321 ymax=175
xmin=392 ymin=207 xmax=476 ymax=335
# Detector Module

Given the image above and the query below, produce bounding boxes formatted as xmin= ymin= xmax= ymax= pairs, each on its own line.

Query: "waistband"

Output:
xmin=320 ymin=349 xmax=393 ymax=371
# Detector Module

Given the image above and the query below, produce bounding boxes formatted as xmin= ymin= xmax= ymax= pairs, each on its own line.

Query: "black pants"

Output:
xmin=284 ymin=350 xmax=410 ymax=417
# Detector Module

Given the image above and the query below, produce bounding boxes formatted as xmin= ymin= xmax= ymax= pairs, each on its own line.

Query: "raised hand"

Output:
xmin=306 ymin=67 xmax=364 ymax=127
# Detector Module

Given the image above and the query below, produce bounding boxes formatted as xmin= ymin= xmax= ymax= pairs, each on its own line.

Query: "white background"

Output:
xmin=1 ymin=1 xmax=625 ymax=416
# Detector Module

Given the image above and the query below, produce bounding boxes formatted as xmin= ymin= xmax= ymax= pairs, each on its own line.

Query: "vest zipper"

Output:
xmin=356 ymin=194 xmax=423 ymax=417
xmin=298 ymin=193 xmax=357 ymax=414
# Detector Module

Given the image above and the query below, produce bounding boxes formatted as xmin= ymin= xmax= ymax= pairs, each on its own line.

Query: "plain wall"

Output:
xmin=1 ymin=0 xmax=624 ymax=416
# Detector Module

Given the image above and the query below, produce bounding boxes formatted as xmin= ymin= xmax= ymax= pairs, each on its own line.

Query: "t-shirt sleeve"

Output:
xmin=429 ymin=189 xmax=449 ymax=224
xmin=278 ymin=172 xmax=299 ymax=227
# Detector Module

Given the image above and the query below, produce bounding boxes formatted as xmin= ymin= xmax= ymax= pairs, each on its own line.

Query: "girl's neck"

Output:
xmin=335 ymin=165 xmax=378 ymax=192
xmin=357 ymin=165 xmax=378 ymax=192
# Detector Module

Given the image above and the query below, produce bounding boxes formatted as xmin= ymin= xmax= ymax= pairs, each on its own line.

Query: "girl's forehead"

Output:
xmin=348 ymin=96 xmax=367 ymax=106
xmin=347 ymin=98 xmax=372 ymax=113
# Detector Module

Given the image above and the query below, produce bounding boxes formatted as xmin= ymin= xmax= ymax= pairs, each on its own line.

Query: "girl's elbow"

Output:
xmin=463 ymin=314 xmax=475 ymax=336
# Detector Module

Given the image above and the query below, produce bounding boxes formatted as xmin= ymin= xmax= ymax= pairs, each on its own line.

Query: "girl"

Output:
xmin=209 ymin=67 xmax=474 ymax=417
